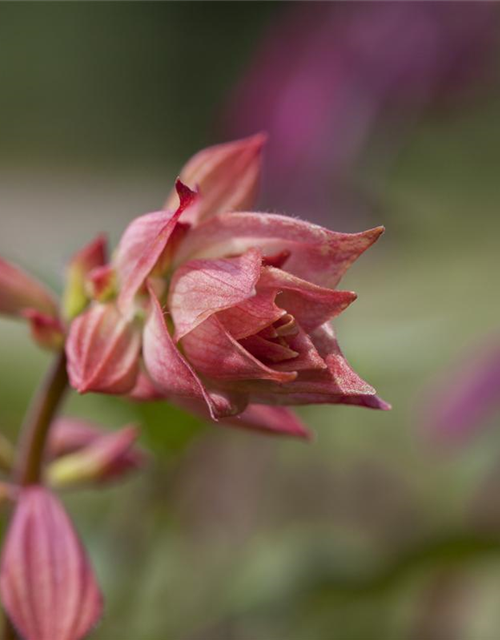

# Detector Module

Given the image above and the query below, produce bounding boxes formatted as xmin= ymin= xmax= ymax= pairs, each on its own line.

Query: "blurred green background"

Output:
xmin=1 ymin=3 xmax=500 ymax=639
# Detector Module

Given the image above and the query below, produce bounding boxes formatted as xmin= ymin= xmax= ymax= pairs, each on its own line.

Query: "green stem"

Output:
xmin=15 ymin=350 xmax=68 ymax=486
xmin=2 ymin=351 xmax=68 ymax=640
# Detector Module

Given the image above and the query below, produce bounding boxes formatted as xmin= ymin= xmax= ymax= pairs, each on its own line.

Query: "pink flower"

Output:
xmin=65 ymin=135 xmax=389 ymax=437
xmin=0 ymin=486 xmax=102 ymax=640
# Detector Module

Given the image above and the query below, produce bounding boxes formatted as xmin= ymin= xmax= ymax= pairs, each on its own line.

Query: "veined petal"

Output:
xmin=181 ymin=315 xmax=296 ymax=384
xmin=258 ymin=266 xmax=357 ymax=331
xmin=0 ymin=257 xmax=57 ymax=318
xmin=169 ymin=248 xmax=263 ymax=341
xmin=175 ymin=211 xmax=384 ymax=288
xmin=0 ymin=487 xmax=102 ymax=640
xmin=164 ymin=134 xmax=266 ymax=224
xmin=143 ymin=287 xmax=243 ymax=419
xmin=66 ymin=303 xmax=141 ymax=394
xmin=117 ymin=180 xmax=198 ymax=313
xmin=216 ymin=288 xmax=285 ymax=340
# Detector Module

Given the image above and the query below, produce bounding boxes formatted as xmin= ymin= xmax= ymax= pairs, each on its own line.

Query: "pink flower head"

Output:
xmin=65 ymin=135 xmax=389 ymax=438
xmin=0 ymin=486 xmax=102 ymax=640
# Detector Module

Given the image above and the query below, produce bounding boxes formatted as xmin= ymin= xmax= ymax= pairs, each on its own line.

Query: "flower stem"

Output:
xmin=1 ymin=351 xmax=69 ymax=639
xmin=15 ymin=350 xmax=68 ymax=486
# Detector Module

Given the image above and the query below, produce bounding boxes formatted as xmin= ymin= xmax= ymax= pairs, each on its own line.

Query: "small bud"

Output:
xmin=22 ymin=309 xmax=65 ymax=350
xmin=48 ymin=426 xmax=144 ymax=488
xmin=62 ymin=235 xmax=107 ymax=320
xmin=0 ymin=487 xmax=102 ymax=640
xmin=86 ymin=264 xmax=117 ymax=302
xmin=66 ymin=302 xmax=141 ymax=394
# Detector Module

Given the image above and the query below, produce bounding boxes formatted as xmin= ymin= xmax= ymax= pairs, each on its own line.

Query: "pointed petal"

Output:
xmin=224 ymin=405 xmax=312 ymax=439
xmin=143 ymin=287 xmax=242 ymax=419
xmin=164 ymin=134 xmax=266 ymax=223
xmin=175 ymin=211 xmax=384 ymax=288
xmin=62 ymin=236 xmax=107 ymax=320
xmin=258 ymin=266 xmax=357 ymax=331
xmin=0 ymin=487 xmax=102 ymax=640
xmin=117 ymin=180 xmax=198 ymax=313
xmin=181 ymin=315 xmax=296 ymax=383
xmin=169 ymin=248 xmax=263 ymax=341
xmin=0 ymin=257 xmax=57 ymax=318
xmin=66 ymin=303 xmax=141 ymax=394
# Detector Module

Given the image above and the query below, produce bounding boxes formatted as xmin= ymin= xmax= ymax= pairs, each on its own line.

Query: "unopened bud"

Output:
xmin=48 ymin=426 xmax=144 ymax=488
xmin=62 ymin=235 xmax=107 ymax=320
xmin=22 ymin=309 xmax=65 ymax=350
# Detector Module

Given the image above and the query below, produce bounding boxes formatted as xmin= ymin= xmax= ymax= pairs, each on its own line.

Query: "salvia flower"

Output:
xmin=0 ymin=486 xmax=102 ymax=640
xmin=0 ymin=135 xmax=389 ymax=439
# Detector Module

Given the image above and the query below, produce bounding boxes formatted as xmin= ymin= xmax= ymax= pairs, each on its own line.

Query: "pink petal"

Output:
xmin=164 ymin=134 xmax=266 ymax=224
xmin=237 ymin=323 xmax=386 ymax=407
xmin=258 ymin=266 xmax=357 ymax=331
xmin=49 ymin=418 xmax=105 ymax=457
xmin=174 ymin=211 xmax=384 ymax=288
xmin=0 ymin=257 xmax=58 ymax=317
xmin=0 ymin=487 xmax=102 ymax=640
xmin=224 ymin=404 xmax=312 ymax=439
xmin=181 ymin=315 xmax=297 ymax=383
xmin=114 ymin=210 xmax=170 ymax=286
xmin=22 ymin=309 xmax=65 ymax=350
xmin=143 ymin=287 xmax=244 ymax=419
xmin=66 ymin=303 xmax=141 ymax=394
xmin=169 ymin=248 xmax=263 ymax=341
xmin=117 ymin=180 xmax=198 ymax=313
xmin=128 ymin=371 xmax=166 ymax=401
xmin=216 ymin=288 xmax=285 ymax=339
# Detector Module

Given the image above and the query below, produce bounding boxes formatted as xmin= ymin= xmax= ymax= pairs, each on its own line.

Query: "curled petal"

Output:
xmin=0 ymin=487 xmax=102 ymax=640
xmin=62 ymin=235 xmax=107 ymax=320
xmin=239 ymin=323 xmax=388 ymax=408
xmin=0 ymin=257 xmax=57 ymax=318
xmin=175 ymin=211 xmax=384 ymax=288
xmin=114 ymin=211 xmax=170 ymax=286
xmin=169 ymin=248 xmax=262 ymax=341
xmin=181 ymin=315 xmax=296 ymax=384
xmin=117 ymin=180 xmax=198 ymax=313
xmin=258 ymin=266 xmax=357 ymax=331
xmin=66 ymin=303 xmax=141 ymax=394
xmin=144 ymin=287 xmax=243 ymax=419
xmin=164 ymin=134 xmax=266 ymax=224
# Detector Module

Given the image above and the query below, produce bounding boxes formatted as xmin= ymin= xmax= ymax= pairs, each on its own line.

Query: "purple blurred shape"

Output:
xmin=428 ymin=341 xmax=500 ymax=444
xmin=224 ymin=2 xmax=498 ymax=223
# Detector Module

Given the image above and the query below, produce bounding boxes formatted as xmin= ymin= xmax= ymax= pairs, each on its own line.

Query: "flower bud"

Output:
xmin=48 ymin=425 xmax=144 ymax=488
xmin=0 ymin=487 xmax=102 ymax=640
xmin=62 ymin=235 xmax=107 ymax=320
xmin=22 ymin=309 xmax=65 ymax=350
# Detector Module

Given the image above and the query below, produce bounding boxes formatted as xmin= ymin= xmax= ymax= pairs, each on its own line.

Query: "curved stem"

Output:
xmin=2 ymin=350 xmax=69 ymax=639
xmin=15 ymin=350 xmax=68 ymax=486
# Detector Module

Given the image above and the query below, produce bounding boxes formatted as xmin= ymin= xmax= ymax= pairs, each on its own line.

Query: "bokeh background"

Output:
xmin=1 ymin=2 xmax=500 ymax=639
